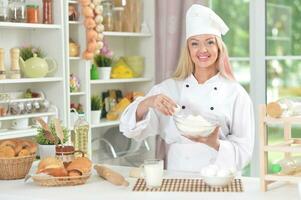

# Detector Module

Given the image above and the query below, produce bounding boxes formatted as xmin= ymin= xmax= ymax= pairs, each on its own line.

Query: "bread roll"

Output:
xmin=18 ymin=149 xmax=30 ymax=157
xmin=67 ymin=157 xmax=92 ymax=175
xmin=0 ymin=146 xmax=15 ymax=158
xmin=68 ymin=170 xmax=82 ymax=177
xmin=21 ymin=140 xmax=37 ymax=155
xmin=37 ymin=157 xmax=64 ymax=173
xmin=42 ymin=167 xmax=68 ymax=177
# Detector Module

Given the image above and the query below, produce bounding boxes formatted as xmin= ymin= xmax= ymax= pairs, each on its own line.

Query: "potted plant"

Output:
xmin=94 ymin=40 xmax=114 ymax=80
xmin=91 ymin=95 xmax=102 ymax=124
xmin=35 ymin=118 xmax=69 ymax=159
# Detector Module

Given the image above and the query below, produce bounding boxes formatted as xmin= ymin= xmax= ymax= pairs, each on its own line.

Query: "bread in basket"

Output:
xmin=32 ymin=156 xmax=92 ymax=186
xmin=0 ymin=139 xmax=37 ymax=180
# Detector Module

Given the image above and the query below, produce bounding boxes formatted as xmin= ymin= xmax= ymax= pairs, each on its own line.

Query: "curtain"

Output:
xmin=155 ymin=0 xmax=208 ymax=164
xmin=155 ymin=0 xmax=208 ymax=83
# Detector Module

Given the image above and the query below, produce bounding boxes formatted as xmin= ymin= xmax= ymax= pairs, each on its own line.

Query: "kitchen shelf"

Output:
xmin=0 ymin=77 xmax=63 ymax=84
xmin=0 ymin=128 xmax=37 ymax=140
xmin=264 ymin=174 xmax=301 ymax=183
xmin=91 ymin=119 xmax=120 ymax=128
xmin=69 ymin=21 xmax=81 ymax=25
xmin=104 ymin=31 xmax=151 ymax=37
xmin=103 ymin=23 xmax=152 ymax=37
xmin=264 ymin=116 xmax=301 ymax=124
xmin=0 ymin=112 xmax=57 ymax=121
xmin=259 ymin=104 xmax=301 ymax=192
xmin=69 ymin=57 xmax=81 ymax=60
xmin=0 ymin=22 xmax=61 ymax=29
xmin=68 ymin=0 xmax=78 ymax=4
xmin=70 ymin=92 xmax=86 ymax=96
xmin=0 ymin=97 xmax=43 ymax=104
xmin=90 ymin=78 xmax=152 ymax=84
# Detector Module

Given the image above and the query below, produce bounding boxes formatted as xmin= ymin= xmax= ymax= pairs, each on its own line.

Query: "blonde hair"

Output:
xmin=172 ymin=36 xmax=235 ymax=81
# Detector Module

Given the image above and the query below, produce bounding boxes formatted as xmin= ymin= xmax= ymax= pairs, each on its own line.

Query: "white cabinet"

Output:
xmin=0 ymin=1 xmax=66 ymax=140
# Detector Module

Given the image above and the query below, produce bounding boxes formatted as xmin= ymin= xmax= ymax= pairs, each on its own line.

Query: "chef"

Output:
xmin=120 ymin=4 xmax=254 ymax=172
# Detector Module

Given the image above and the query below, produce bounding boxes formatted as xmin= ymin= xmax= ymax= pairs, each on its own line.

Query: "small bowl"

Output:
xmin=202 ymin=175 xmax=234 ymax=187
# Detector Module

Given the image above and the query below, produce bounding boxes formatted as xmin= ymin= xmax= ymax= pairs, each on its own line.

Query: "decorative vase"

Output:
xmin=90 ymin=64 xmax=99 ymax=80
xmin=97 ymin=67 xmax=111 ymax=80
xmin=39 ymin=144 xmax=56 ymax=159
xmin=91 ymin=110 xmax=101 ymax=124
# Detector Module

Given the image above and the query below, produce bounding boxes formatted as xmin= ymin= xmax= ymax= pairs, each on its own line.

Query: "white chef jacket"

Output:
xmin=120 ymin=73 xmax=254 ymax=172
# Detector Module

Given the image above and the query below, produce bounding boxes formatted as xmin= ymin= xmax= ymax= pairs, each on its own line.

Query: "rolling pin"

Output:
xmin=94 ymin=165 xmax=129 ymax=186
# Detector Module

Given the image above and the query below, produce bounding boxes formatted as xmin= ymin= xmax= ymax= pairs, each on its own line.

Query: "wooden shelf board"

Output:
xmin=69 ymin=21 xmax=81 ymax=24
xmin=264 ymin=145 xmax=301 ymax=152
xmin=265 ymin=174 xmax=301 ymax=182
xmin=264 ymin=116 xmax=301 ymax=123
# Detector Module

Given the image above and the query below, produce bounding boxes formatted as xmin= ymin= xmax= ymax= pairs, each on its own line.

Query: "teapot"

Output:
xmin=19 ymin=54 xmax=57 ymax=78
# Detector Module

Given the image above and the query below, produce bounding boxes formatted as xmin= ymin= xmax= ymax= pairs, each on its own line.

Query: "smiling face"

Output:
xmin=187 ymin=34 xmax=219 ymax=70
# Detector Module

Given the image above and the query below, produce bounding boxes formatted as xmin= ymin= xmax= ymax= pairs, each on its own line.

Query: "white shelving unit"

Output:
xmin=87 ymin=0 xmax=155 ymax=163
xmin=0 ymin=1 xmax=66 ymax=140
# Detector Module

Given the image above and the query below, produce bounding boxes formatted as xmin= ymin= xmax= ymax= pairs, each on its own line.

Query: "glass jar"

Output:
xmin=26 ymin=4 xmax=38 ymax=23
xmin=73 ymin=113 xmax=89 ymax=157
xmin=8 ymin=0 xmax=26 ymax=23
xmin=0 ymin=0 xmax=8 ymax=21
xmin=42 ymin=0 xmax=53 ymax=24
xmin=102 ymin=0 xmax=114 ymax=31
xmin=114 ymin=7 xmax=124 ymax=32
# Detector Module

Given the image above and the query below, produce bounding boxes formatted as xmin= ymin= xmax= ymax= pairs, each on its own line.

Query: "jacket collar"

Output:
xmin=185 ymin=72 xmax=221 ymax=86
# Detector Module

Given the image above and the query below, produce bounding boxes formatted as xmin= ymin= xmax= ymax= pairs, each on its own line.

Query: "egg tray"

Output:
xmin=31 ymin=173 xmax=91 ymax=187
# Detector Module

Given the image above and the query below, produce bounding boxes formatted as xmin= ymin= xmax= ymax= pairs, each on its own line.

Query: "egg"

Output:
xmin=202 ymin=165 xmax=218 ymax=176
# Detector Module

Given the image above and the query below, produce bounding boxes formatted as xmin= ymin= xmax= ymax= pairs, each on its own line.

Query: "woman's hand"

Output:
xmin=136 ymin=94 xmax=177 ymax=121
xmin=183 ymin=127 xmax=220 ymax=151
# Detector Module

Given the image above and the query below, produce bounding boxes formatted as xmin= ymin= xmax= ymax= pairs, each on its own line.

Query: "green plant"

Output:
xmin=20 ymin=46 xmax=45 ymax=61
xmin=91 ymin=95 xmax=102 ymax=110
xmin=94 ymin=54 xmax=113 ymax=67
xmin=36 ymin=120 xmax=69 ymax=145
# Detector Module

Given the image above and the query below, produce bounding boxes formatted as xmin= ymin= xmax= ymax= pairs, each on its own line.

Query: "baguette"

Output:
xmin=94 ymin=165 xmax=129 ymax=187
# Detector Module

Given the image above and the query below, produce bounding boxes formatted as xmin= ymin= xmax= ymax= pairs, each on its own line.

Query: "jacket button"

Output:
xmin=186 ymin=84 xmax=189 ymax=88
xmin=182 ymin=105 xmax=186 ymax=109
xmin=210 ymin=107 xmax=214 ymax=110
xmin=214 ymin=87 xmax=217 ymax=90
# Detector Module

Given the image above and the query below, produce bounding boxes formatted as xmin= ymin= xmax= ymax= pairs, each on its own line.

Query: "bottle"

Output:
xmin=267 ymin=97 xmax=301 ymax=118
xmin=113 ymin=7 xmax=124 ymax=32
xmin=26 ymin=4 xmax=39 ymax=23
xmin=42 ymin=0 xmax=53 ymax=24
xmin=0 ymin=0 xmax=8 ymax=21
xmin=102 ymin=0 xmax=114 ymax=31
xmin=73 ymin=113 xmax=89 ymax=157
xmin=90 ymin=64 xmax=99 ymax=80
xmin=0 ymin=48 xmax=6 ymax=79
xmin=271 ymin=156 xmax=301 ymax=175
xmin=10 ymin=48 xmax=21 ymax=79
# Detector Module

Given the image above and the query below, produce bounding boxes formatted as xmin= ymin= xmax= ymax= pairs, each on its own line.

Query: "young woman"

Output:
xmin=120 ymin=4 xmax=254 ymax=172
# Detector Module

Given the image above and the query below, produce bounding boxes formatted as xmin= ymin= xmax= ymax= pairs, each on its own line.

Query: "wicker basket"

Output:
xmin=0 ymin=155 xmax=35 ymax=180
xmin=32 ymin=173 xmax=91 ymax=186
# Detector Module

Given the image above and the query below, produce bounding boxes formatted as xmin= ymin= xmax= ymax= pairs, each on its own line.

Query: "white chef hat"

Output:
xmin=186 ymin=4 xmax=229 ymax=39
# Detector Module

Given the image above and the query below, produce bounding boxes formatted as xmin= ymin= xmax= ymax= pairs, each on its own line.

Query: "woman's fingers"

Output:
xmin=152 ymin=94 xmax=177 ymax=116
